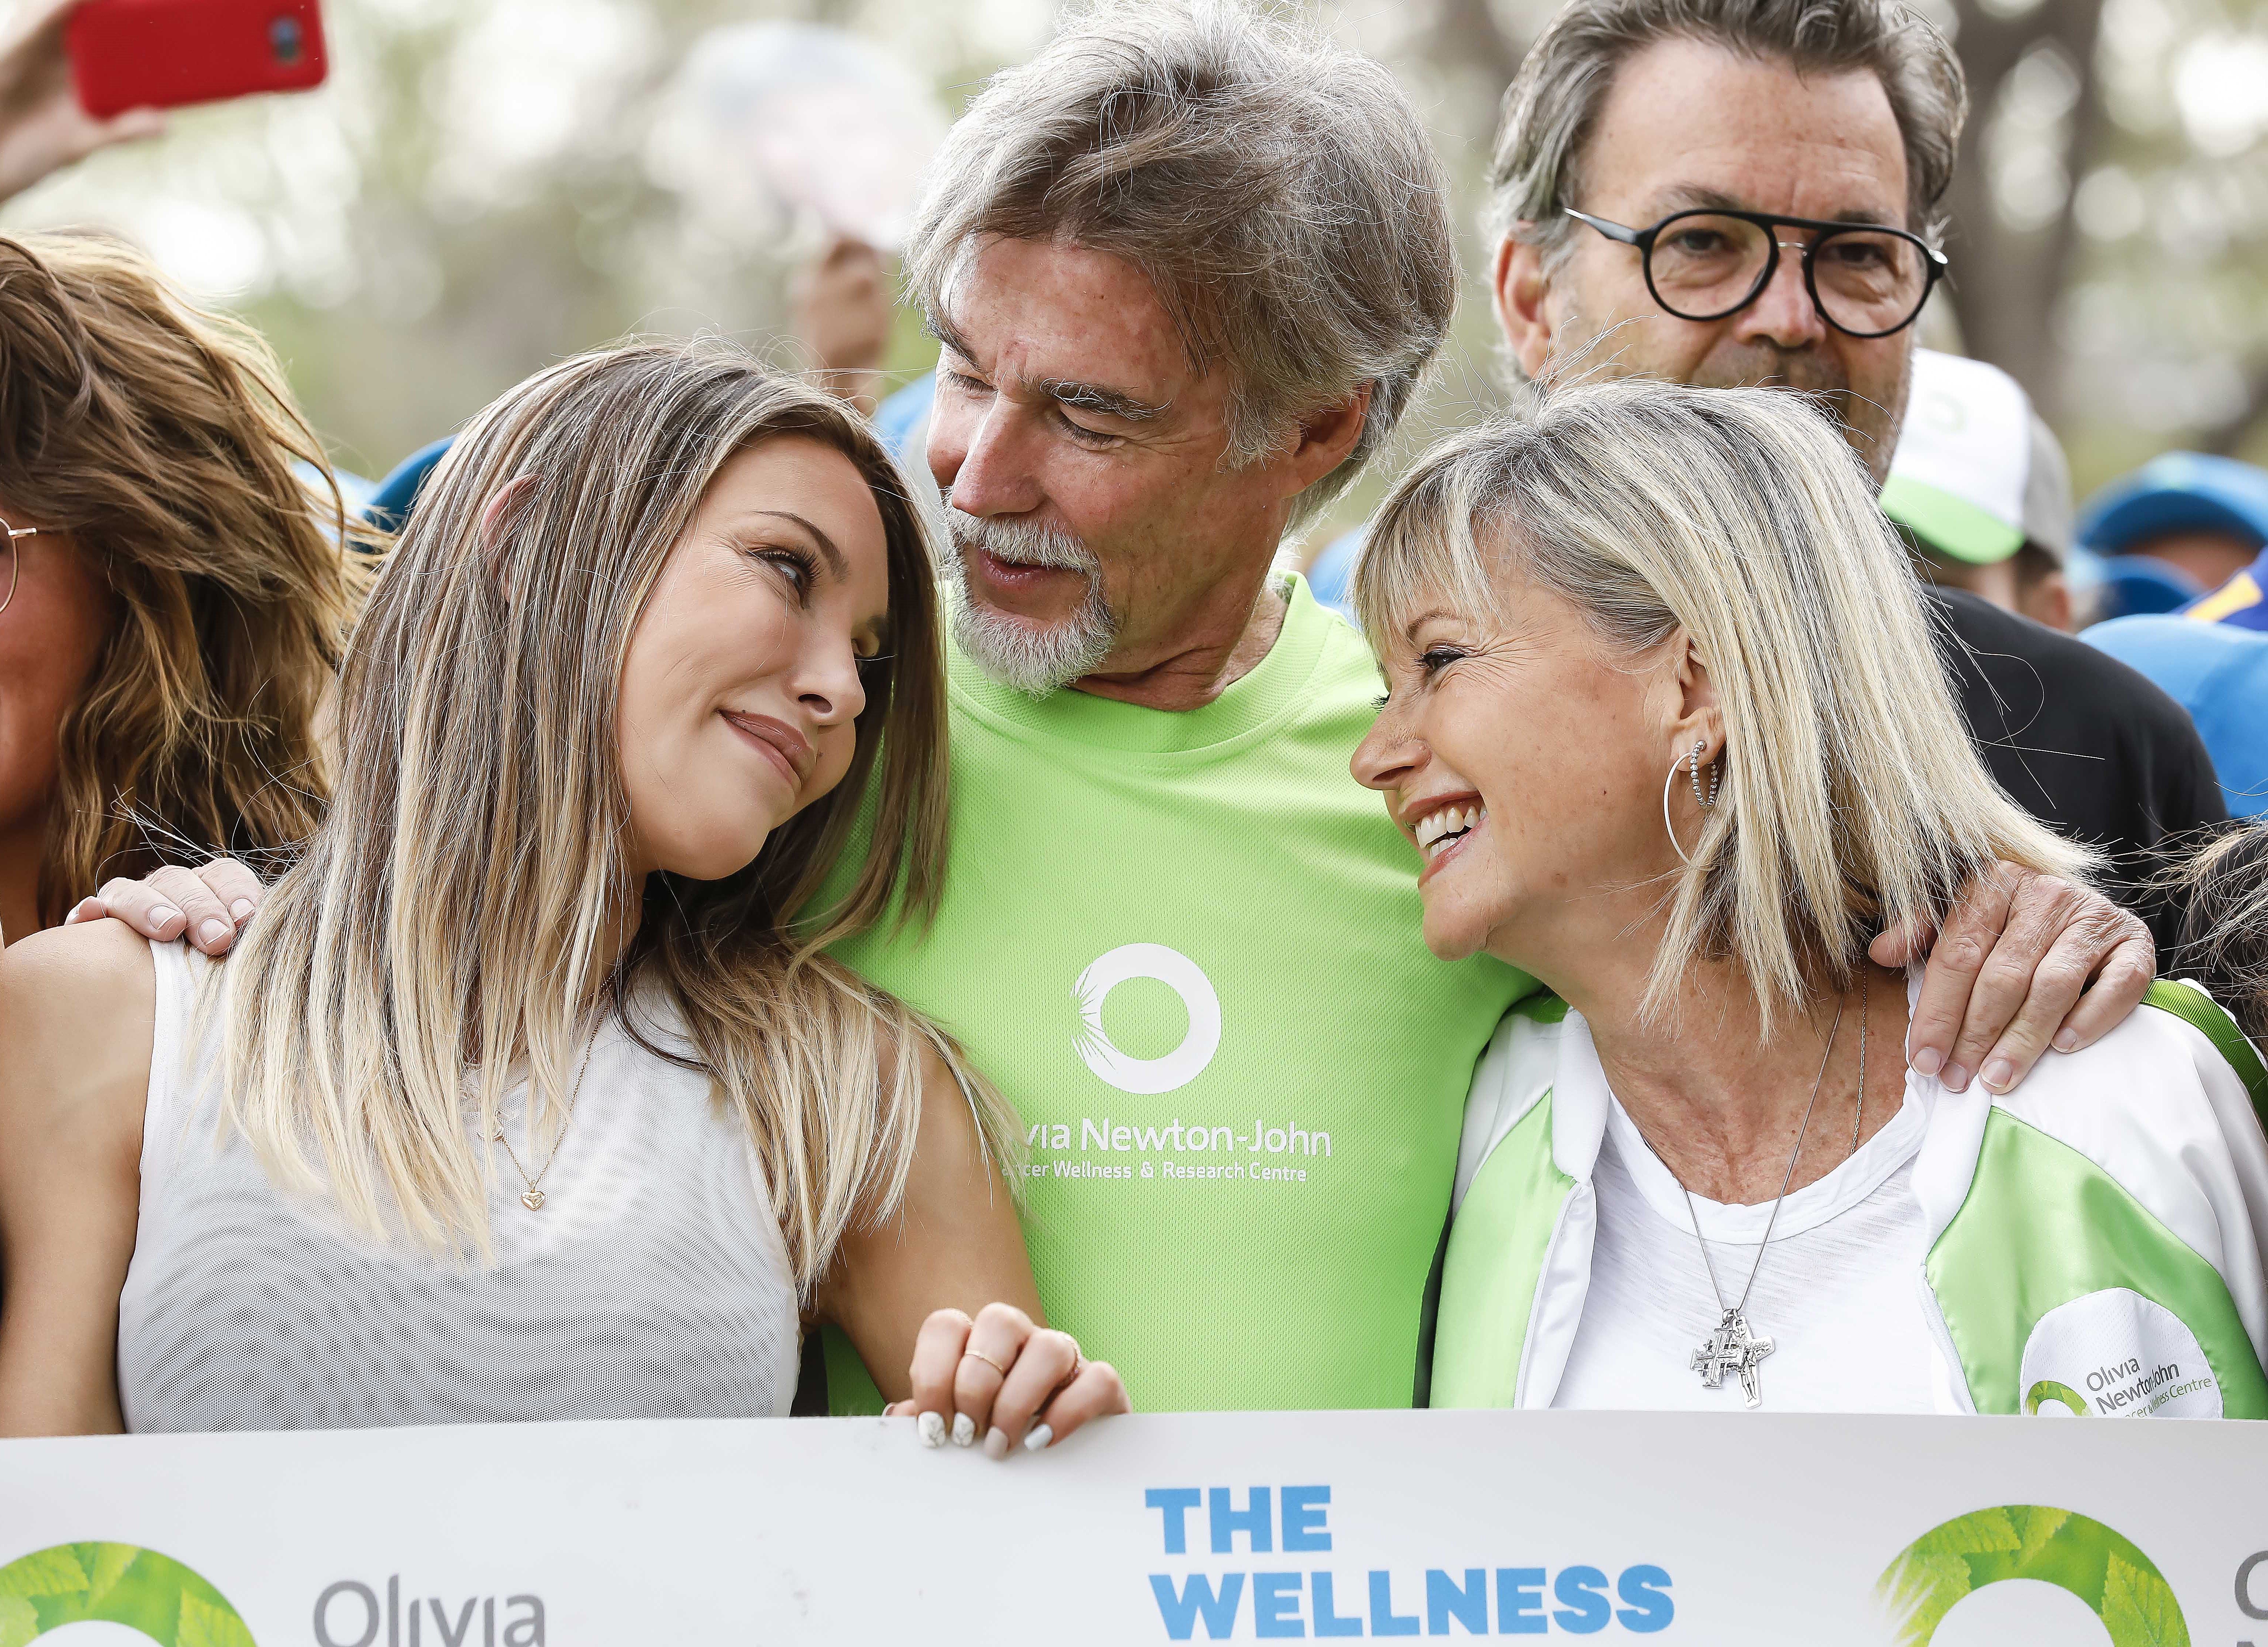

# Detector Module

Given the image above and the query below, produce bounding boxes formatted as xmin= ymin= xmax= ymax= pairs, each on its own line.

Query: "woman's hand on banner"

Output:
xmin=890 ymin=1302 xmax=1127 ymax=1458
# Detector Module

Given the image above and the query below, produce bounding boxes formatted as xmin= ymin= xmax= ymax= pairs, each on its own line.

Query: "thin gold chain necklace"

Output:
xmin=491 ymin=1029 xmax=599 ymax=1212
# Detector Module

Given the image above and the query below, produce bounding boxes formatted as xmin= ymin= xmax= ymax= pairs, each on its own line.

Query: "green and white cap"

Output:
xmin=1882 ymin=349 xmax=2072 ymax=566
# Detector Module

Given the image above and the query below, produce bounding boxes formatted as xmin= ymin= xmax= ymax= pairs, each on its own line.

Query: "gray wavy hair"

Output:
xmin=2167 ymin=824 xmax=2268 ymax=1046
xmin=1355 ymin=377 xmax=2092 ymax=1034
xmin=905 ymin=0 xmax=1457 ymax=524
xmin=1488 ymin=0 xmax=1967 ymax=267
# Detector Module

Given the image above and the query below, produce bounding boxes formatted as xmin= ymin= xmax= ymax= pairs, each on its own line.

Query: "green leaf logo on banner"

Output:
xmin=1877 ymin=1505 xmax=2188 ymax=1644
xmin=0 ymin=1544 xmax=255 ymax=1646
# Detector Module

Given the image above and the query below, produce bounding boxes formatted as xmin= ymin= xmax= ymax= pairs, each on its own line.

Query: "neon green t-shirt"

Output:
xmin=824 ymin=576 xmax=1534 ymax=1411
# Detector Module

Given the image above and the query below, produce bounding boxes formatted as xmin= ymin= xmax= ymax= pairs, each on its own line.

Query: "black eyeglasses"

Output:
xmin=1566 ymin=207 xmax=1949 ymax=340
xmin=0 ymin=517 xmax=44 ymax=619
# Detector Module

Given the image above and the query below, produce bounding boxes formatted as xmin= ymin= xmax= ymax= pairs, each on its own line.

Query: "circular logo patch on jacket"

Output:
xmin=2018 ymin=1287 xmax=2221 ymax=1418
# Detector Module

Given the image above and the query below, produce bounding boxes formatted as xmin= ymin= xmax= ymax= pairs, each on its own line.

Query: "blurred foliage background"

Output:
xmin=4 ymin=0 xmax=2264 ymax=549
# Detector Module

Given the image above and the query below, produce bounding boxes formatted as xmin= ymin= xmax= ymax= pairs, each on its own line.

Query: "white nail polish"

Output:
xmin=950 ymin=1411 xmax=976 ymax=1447
xmin=197 ymin=919 xmax=228 ymax=946
xmin=917 ymin=1410 xmax=945 ymax=1448
xmin=1023 ymin=1424 xmax=1053 ymax=1452
xmin=983 ymin=1426 xmax=1010 ymax=1461
xmin=229 ymin=900 xmax=254 ymax=919
xmin=150 ymin=905 xmax=181 ymax=929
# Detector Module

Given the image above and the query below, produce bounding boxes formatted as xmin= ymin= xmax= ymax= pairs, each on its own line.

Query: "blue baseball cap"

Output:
xmin=2077 ymin=451 xmax=2268 ymax=559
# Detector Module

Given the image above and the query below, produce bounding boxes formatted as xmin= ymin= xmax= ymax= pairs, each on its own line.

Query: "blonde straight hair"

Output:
xmin=221 ymin=340 xmax=1010 ymax=1290
xmin=1355 ymin=376 xmax=2095 ymax=1033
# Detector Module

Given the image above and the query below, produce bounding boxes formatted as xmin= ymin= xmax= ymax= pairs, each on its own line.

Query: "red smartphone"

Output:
xmin=67 ymin=0 xmax=327 ymax=119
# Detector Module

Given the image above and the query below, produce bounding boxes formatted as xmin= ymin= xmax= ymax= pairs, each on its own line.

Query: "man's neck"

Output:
xmin=1068 ymin=571 xmax=1291 ymax=713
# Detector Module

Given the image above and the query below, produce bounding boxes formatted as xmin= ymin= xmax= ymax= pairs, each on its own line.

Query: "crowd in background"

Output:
xmin=0 ymin=0 xmax=2264 ymax=1454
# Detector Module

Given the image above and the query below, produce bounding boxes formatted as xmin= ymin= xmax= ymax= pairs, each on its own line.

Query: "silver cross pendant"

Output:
xmin=1691 ymin=1309 xmax=1774 ymax=1409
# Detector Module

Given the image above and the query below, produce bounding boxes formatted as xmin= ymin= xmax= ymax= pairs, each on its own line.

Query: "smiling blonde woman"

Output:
xmin=1353 ymin=377 xmax=2268 ymax=1417
xmin=0 ymin=341 xmax=1124 ymax=1448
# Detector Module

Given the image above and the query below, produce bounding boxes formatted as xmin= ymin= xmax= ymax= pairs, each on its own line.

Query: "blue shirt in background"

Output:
xmin=2085 ymin=615 xmax=2268 ymax=818
xmin=1305 ymin=527 xmax=1363 ymax=620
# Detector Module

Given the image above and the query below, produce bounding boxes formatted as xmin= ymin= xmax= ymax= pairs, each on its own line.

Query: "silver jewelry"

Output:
xmin=491 ymin=1028 xmax=599 ymax=1211
xmin=1637 ymin=977 xmax=1867 ymax=1409
xmin=1661 ymin=741 xmax=1720 ymax=865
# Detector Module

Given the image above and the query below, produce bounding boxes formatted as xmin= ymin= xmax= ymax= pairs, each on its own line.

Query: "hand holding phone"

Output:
xmin=68 ymin=0 xmax=327 ymax=119
xmin=0 ymin=0 xmax=164 ymax=205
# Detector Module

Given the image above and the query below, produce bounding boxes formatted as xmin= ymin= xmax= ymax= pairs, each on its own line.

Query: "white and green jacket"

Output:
xmin=1432 ymin=980 xmax=2268 ymax=1418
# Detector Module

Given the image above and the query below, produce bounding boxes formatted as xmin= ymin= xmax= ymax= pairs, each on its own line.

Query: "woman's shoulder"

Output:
xmin=1995 ymin=979 xmax=2258 ymax=1127
xmin=0 ymin=918 xmax=159 ymax=1162
xmin=1455 ymin=994 xmax=1576 ymax=1207
xmin=1983 ymin=978 xmax=2267 ymax=1233
xmin=0 ymin=917 xmax=158 ymax=1039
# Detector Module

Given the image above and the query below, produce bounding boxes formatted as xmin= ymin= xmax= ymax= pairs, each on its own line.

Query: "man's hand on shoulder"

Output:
xmin=65 ymin=859 xmax=264 ymax=956
xmin=1872 ymin=862 xmax=2153 ymax=1096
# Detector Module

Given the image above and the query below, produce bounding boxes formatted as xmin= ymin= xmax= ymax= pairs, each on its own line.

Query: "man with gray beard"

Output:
xmin=802 ymin=0 xmax=2152 ymax=1420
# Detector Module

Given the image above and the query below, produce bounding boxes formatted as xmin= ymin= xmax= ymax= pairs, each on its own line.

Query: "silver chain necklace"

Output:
xmin=1643 ymin=969 xmax=1867 ymax=1410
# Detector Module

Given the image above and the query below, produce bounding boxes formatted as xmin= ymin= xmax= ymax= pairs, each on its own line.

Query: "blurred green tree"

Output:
xmin=1 ymin=0 xmax=2258 ymax=526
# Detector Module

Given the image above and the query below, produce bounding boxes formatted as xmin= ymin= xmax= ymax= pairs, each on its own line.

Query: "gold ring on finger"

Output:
xmin=961 ymin=1347 xmax=1009 ymax=1378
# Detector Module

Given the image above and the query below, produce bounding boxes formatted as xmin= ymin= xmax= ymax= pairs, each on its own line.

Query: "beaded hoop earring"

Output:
xmin=1662 ymin=739 xmax=1720 ymax=865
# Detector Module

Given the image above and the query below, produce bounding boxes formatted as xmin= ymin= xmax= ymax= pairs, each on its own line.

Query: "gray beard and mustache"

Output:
xmin=943 ymin=508 xmax=1122 ymax=697
xmin=1558 ymin=318 xmax=1901 ymax=483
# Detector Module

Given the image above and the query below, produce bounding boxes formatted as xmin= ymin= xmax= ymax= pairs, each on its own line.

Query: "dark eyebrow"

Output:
xmin=1038 ymin=378 xmax=1173 ymax=424
xmin=1400 ymin=607 xmax=1459 ymax=643
xmin=1651 ymin=184 xmax=1906 ymax=230
xmin=927 ymin=316 xmax=1170 ymax=422
xmin=752 ymin=510 xmax=847 ymax=581
xmin=929 ymin=315 xmax=976 ymax=364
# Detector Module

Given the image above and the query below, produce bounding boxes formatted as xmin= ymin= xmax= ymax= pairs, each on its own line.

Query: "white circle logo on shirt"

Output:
xmin=1073 ymin=943 xmax=1221 ymax=1095
xmin=2017 ymin=1287 xmax=2222 ymax=1419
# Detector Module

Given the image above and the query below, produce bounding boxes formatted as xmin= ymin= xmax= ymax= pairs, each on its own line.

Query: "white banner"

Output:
xmin=1 ymin=1410 xmax=2265 ymax=1644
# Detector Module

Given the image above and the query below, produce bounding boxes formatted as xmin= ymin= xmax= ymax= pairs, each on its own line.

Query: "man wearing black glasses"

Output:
xmin=1484 ymin=0 xmax=2222 ymax=994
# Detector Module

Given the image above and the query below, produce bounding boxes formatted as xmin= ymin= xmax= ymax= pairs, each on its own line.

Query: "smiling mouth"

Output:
xmin=719 ymin=711 xmax=811 ymax=791
xmin=1411 ymin=800 xmax=1485 ymax=880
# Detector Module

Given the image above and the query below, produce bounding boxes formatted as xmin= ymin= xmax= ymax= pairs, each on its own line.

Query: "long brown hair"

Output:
xmin=0 ymin=230 xmax=365 ymax=924
xmin=224 ymin=340 xmax=1006 ymax=1287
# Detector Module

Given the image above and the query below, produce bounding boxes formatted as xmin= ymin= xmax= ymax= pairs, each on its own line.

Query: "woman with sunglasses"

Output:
xmin=0 ymin=230 xmax=361 ymax=948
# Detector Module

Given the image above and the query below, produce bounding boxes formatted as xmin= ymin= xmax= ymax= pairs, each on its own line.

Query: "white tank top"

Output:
xmin=117 ymin=942 xmax=802 ymax=1431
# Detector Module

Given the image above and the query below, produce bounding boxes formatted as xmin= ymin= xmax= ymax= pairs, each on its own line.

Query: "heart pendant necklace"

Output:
xmin=491 ymin=1028 xmax=599 ymax=1213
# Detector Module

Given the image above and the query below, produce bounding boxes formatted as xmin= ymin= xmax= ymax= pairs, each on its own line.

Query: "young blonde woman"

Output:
xmin=0 ymin=230 xmax=360 ymax=948
xmin=1353 ymin=379 xmax=2268 ymax=1417
xmin=0 ymin=341 xmax=1124 ymax=1450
